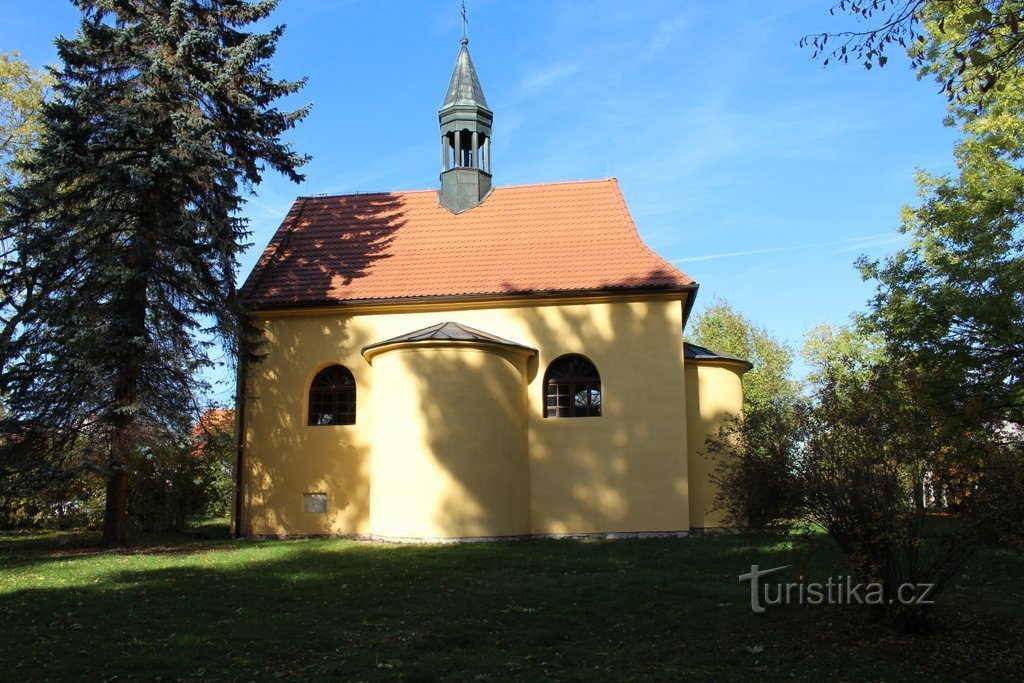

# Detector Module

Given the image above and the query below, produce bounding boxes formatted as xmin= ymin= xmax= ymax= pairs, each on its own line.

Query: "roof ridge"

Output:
xmin=491 ymin=178 xmax=617 ymax=190
xmin=297 ymin=188 xmax=437 ymax=200
xmin=296 ymin=178 xmax=618 ymax=202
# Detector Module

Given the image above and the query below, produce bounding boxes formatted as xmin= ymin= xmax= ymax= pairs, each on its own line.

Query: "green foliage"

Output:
xmin=129 ymin=439 xmax=213 ymax=532
xmin=795 ymin=362 xmax=986 ymax=632
xmin=687 ymin=298 xmax=799 ymax=411
xmin=707 ymin=399 xmax=807 ymax=534
xmin=859 ymin=11 xmax=1024 ymax=430
xmin=0 ymin=51 xmax=49 ymax=195
xmin=710 ymin=318 xmax=1005 ymax=631
xmin=804 ymin=0 xmax=1024 ymax=103
xmin=795 ymin=1 xmax=1024 ymax=634
xmin=0 ymin=417 xmax=233 ymax=531
xmin=0 ymin=0 xmax=307 ymax=544
xmin=913 ymin=0 xmax=1024 ymax=106
xmin=128 ymin=416 xmax=235 ymax=531
xmin=802 ymin=323 xmax=885 ymax=386
xmin=0 ymin=52 xmax=49 ymax=358
xmin=799 ymin=8 xmax=1024 ymax=630
xmin=0 ymin=435 xmax=105 ymax=529
xmin=193 ymin=415 xmax=235 ymax=518
xmin=964 ymin=445 xmax=1024 ymax=548
xmin=692 ymin=299 xmax=805 ymax=535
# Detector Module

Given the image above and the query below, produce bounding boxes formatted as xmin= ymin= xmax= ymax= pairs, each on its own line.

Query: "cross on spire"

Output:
xmin=461 ymin=0 xmax=468 ymax=40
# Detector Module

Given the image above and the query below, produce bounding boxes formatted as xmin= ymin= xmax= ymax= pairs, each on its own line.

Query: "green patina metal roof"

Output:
xmin=683 ymin=342 xmax=753 ymax=370
xmin=440 ymin=38 xmax=490 ymax=112
xmin=362 ymin=322 xmax=536 ymax=358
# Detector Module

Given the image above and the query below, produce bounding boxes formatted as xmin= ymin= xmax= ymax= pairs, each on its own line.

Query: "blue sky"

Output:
xmin=2 ymin=1 xmax=960 ymax=401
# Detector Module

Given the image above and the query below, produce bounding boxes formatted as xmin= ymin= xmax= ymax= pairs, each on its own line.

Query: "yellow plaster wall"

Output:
xmin=241 ymin=317 xmax=371 ymax=536
xmin=525 ymin=301 xmax=689 ymax=534
xmin=684 ymin=361 xmax=746 ymax=529
xmin=240 ymin=297 xmax=691 ymax=537
xmin=367 ymin=345 xmax=530 ymax=539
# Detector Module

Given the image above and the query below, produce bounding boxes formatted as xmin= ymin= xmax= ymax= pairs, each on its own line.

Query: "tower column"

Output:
xmin=441 ymin=135 xmax=449 ymax=171
xmin=454 ymin=130 xmax=462 ymax=168
xmin=483 ymin=137 xmax=490 ymax=173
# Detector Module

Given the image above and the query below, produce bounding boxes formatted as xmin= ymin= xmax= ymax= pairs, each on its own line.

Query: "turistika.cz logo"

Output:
xmin=738 ymin=564 xmax=936 ymax=614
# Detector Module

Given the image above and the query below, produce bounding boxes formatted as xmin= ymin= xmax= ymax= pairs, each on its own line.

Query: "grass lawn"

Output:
xmin=0 ymin=523 xmax=1021 ymax=681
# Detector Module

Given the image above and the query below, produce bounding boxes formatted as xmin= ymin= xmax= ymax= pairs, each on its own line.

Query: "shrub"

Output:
xmin=964 ymin=446 xmax=1024 ymax=549
xmin=707 ymin=398 xmax=805 ymax=535
xmin=0 ymin=435 xmax=106 ymax=529
xmin=708 ymin=359 xmax=1006 ymax=633
xmin=128 ymin=438 xmax=215 ymax=532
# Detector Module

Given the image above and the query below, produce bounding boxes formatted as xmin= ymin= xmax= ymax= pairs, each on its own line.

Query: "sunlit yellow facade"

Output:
xmin=236 ymin=294 xmax=747 ymax=539
xmin=684 ymin=360 xmax=747 ymax=529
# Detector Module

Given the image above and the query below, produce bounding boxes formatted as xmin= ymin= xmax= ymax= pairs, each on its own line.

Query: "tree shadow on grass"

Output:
xmin=0 ymin=537 xmax=772 ymax=679
xmin=0 ymin=537 xmax=1021 ymax=681
xmin=0 ymin=522 xmax=242 ymax=571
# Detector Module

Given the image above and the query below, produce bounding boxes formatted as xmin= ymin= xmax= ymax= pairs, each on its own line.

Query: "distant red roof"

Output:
xmin=192 ymin=409 xmax=234 ymax=457
xmin=240 ymin=179 xmax=694 ymax=308
xmin=193 ymin=409 xmax=234 ymax=438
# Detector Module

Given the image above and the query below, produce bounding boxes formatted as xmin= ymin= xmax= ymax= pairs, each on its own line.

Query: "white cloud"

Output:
xmin=673 ymin=232 xmax=906 ymax=264
xmin=515 ymin=62 xmax=581 ymax=98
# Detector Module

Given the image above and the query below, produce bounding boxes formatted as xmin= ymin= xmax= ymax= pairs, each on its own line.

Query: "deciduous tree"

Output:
xmin=858 ymin=26 xmax=1024 ymax=430
xmin=0 ymin=51 xmax=48 ymax=195
xmin=687 ymin=298 xmax=799 ymax=411
xmin=0 ymin=52 xmax=49 ymax=358
xmin=803 ymin=0 xmax=1024 ymax=104
xmin=689 ymin=299 xmax=804 ymax=533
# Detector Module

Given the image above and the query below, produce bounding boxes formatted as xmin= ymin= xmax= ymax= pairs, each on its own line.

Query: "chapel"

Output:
xmin=234 ymin=36 xmax=749 ymax=540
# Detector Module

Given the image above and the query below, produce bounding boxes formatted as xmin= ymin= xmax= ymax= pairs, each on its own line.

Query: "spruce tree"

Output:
xmin=0 ymin=0 xmax=308 ymax=544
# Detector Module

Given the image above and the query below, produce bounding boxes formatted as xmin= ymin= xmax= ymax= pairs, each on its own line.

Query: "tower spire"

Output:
xmin=438 ymin=31 xmax=492 ymax=213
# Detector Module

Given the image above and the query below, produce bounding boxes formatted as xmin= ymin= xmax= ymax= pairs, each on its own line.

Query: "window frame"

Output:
xmin=543 ymin=354 xmax=602 ymax=418
xmin=307 ymin=365 xmax=357 ymax=426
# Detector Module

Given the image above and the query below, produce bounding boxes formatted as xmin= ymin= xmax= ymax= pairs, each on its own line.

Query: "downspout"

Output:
xmin=233 ymin=337 xmax=249 ymax=538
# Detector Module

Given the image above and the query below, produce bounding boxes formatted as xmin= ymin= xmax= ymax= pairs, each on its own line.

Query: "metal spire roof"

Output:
xmin=440 ymin=38 xmax=490 ymax=111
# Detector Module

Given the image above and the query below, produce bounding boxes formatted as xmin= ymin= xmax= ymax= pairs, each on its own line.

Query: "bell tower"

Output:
xmin=438 ymin=36 xmax=493 ymax=213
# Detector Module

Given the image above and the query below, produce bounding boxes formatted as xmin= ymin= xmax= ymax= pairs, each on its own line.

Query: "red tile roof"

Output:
xmin=240 ymin=179 xmax=694 ymax=307
xmin=193 ymin=409 xmax=234 ymax=438
xmin=192 ymin=409 xmax=234 ymax=457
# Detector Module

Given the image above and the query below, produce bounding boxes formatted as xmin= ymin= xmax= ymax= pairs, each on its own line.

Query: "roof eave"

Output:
xmin=241 ymin=283 xmax=698 ymax=313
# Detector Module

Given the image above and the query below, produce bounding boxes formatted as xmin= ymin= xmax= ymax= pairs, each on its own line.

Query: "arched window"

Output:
xmin=545 ymin=355 xmax=602 ymax=418
xmin=308 ymin=365 xmax=356 ymax=425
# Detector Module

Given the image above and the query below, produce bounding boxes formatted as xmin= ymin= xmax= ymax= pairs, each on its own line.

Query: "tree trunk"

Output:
xmin=101 ymin=380 xmax=137 ymax=547
xmin=102 ymin=457 xmax=129 ymax=546
xmin=100 ymin=229 xmax=152 ymax=547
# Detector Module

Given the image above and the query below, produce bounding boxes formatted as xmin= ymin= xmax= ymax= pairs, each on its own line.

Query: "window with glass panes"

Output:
xmin=544 ymin=355 xmax=601 ymax=418
xmin=308 ymin=365 xmax=356 ymax=425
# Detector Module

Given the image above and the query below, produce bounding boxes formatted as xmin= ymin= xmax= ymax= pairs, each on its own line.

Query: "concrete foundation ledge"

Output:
xmin=687 ymin=527 xmax=739 ymax=536
xmin=246 ymin=530 xmax=692 ymax=543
